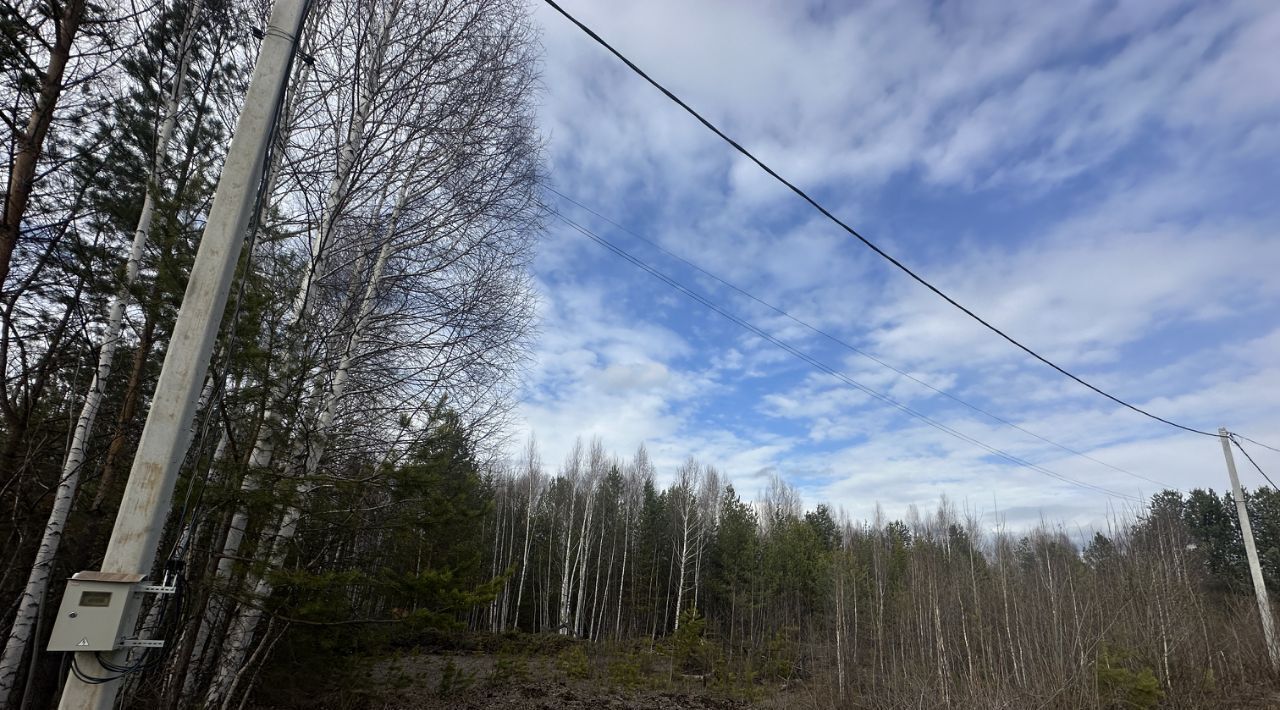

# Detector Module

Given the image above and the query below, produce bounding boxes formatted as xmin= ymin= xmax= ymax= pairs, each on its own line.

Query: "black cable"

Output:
xmin=1229 ymin=434 xmax=1279 ymax=490
xmin=58 ymin=650 xmax=70 ymax=689
xmin=550 ymin=189 xmax=1172 ymax=490
xmin=70 ymin=649 xmax=152 ymax=685
xmin=1234 ymin=433 xmax=1280 ymax=456
xmin=95 ymin=649 xmax=156 ymax=674
xmin=71 ymin=655 xmax=125 ymax=685
xmin=541 ymin=0 xmax=1222 ymax=440
xmin=553 ymin=210 xmax=1142 ymax=502
xmin=75 ymin=562 xmax=188 ymax=685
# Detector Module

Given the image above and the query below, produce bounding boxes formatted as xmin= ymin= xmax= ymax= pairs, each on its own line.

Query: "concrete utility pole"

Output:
xmin=1219 ymin=427 xmax=1280 ymax=672
xmin=57 ymin=1 xmax=309 ymax=707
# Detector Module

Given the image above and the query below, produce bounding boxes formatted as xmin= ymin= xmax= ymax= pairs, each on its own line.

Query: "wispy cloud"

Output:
xmin=516 ymin=0 xmax=1280 ymax=529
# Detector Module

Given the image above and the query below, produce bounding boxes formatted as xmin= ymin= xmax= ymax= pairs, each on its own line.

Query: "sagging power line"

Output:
xmin=542 ymin=0 xmax=1278 ymax=449
xmin=1231 ymin=434 xmax=1279 ymax=490
xmin=552 ymin=209 xmax=1144 ymax=503
xmin=1235 ymin=433 xmax=1280 ymax=456
xmin=550 ymin=189 xmax=1172 ymax=489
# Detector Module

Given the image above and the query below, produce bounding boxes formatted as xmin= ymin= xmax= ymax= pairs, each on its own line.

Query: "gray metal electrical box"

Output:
xmin=47 ymin=571 xmax=145 ymax=652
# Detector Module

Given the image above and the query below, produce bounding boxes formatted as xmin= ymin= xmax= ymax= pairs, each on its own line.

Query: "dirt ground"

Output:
xmin=251 ymin=643 xmax=1280 ymax=709
xmin=355 ymin=651 xmax=761 ymax=710
xmin=372 ymin=680 xmax=751 ymax=709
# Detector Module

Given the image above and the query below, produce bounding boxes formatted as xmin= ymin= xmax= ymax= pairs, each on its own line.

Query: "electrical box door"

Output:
xmin=47 ymin=572 xmax=145 ymax=652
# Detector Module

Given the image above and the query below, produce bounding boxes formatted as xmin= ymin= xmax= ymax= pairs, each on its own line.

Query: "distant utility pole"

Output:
xmin=1219 ymin=427 xmax=1280 ymax=673
xmin=57 ymin=1 xmax=309 ymax=707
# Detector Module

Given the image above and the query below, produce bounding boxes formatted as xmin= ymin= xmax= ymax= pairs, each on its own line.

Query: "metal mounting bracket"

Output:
xmin=120 ymin=638 xmax=165 ymax=649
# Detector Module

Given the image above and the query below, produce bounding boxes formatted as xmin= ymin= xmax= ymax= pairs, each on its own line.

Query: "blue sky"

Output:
xmin=512 ymin=0 xmax=1280 ymax=531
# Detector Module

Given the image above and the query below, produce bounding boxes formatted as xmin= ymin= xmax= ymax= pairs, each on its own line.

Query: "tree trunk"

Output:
xmin=573 ymin=486 xmax=594 ymax=637
xmin=190 ymin=32 xmax=373 ymax=683
xmin=0 ymin=0 xmax=87 ymax=290
xmin=673 ymin=494 xmax=693 ymax=631
xmin=488 ymin=494 xmax=504 ymax=631
xmin=558 ymin=486 xmax=576 ymax=634
xmin=835 ymin=560 xmax=845 ymax=700
xmin=588 ymin=513 xmax=608 ymax=640
xmin=513 ymin=466 xmax=534 ymax=630
xmin=614 ymin=503 xmax=629 ymax=639
xmin=0 ymin=2 xmax=201 ymax=695
xmin=205 ymin=159 xmax=410 ymax=699
xmin=594 ymin=519 xmax=616 ymax=642
xmin=90 ymin=310 xmax=158 ymax=515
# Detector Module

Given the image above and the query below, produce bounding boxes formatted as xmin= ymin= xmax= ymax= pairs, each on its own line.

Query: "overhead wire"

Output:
xmin=1229 ymin=434 xmax=1279 ymax=490
xmin=540 ymin=0 xmax=1280 ymax=448
xmin=552 ymin=209 xmax=1143 ymax=502
xmin=550 ymin=188 xmax=1172 ymax=489
xmin=1233 ymin=433 xmax=1280 ymax=456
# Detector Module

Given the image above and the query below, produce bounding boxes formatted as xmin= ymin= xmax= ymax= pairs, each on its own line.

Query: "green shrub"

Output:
xmin=711 ymin=656 xmax=760 ymax=702
xmin=759 ymin=629 xmax=798 ymax=682
xmin=608 ymin=652 xmax=644 ymax=689
xmin=492 ymin=646 xmax=529 ymax=684
xmin=557 ymin=643 xmax=592 ymax=680
xmin=672 ymin=607 xmax=712 ymax=674
xmin=437 ymin=658 xmax=475 ymax=698
xmin=1097 ymin=646 xmax=1163 ymax=709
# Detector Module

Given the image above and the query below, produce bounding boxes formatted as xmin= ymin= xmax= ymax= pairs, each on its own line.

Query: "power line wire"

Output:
xmin=550 ymin=188 xmax=1172 ymax=489
xmin=1234 ymin=433 xmax=1280 ymax=456
xmin=552 ymin=209 xmax=1144 ymax=502
xmin=1230 ymin=434 xmax=1279 ymax=490
xmin=541 ymin=0 xmax=1223 ymax=440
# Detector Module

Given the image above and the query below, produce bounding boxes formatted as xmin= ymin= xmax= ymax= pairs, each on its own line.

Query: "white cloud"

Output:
xmin=514 ymin=0 xmax=1280 ymax=530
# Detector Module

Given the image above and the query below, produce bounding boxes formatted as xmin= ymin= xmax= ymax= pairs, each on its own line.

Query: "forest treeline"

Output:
xmin=249 ymin=430 xmax=1280 ymax=710
xmin=412 ymin=436 xmax=1280 ymax=709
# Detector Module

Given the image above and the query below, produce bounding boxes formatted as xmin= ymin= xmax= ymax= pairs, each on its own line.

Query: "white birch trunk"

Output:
xmin=204 ymin=170 xmax=402 ymax=706
xmin=614 ymin=505 xmax=629 ymax=639
xmin=216 ymin=1 xmax=383 ymax=576
xmin=544 ymin=509 xmax=556 ymax=632
xmin=176 ymin=428 xmax=235 ymax=700
xmin=587 ymin=513 xmax=607 ymax=639
xmin=206 ymin=495 xmax=301 ymax=709
xmin=557 ymin=486 xmax=576 ymax=634
xmin=835 ymin=562 xmax=845 ymax=700
xmin=673 ymin=511 xmax=690 ymax=631
xmin=572 ymin=485 xmax=594 ymax=637
xmin=611 ymin=506 xmax=627 ymax=639
xmin=0 ymin=4 xmax=203 ymax=699
xmin=671 ymin=461 xmax=699 ymax=632
xmin=513 ymin=467 xmax=534 ymax=630
xmin=499 ymin=493 xmax=518 ymax=632
xmin=488 ymin=496 xmax=504 ymax=631
xmin=191 ymin=30 xmax=382 ymax=690
xmin=692 ymin=527 xmax=702 ymax=613
xmin=594 ymin=521 xmax=616 ymax=642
